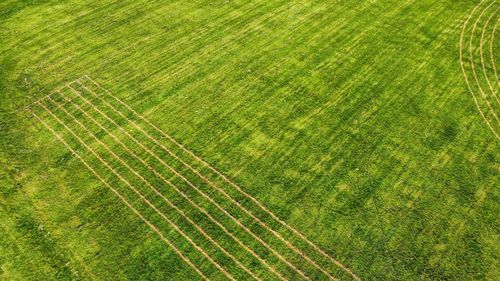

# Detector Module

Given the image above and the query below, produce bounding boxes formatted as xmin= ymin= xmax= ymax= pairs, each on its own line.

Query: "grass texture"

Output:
xmin=0 ymin=0 xmax=499 ymax=280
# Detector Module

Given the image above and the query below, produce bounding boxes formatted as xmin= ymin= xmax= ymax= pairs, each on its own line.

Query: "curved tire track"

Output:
xmin=479 ymin=5 xmax=500 ymax=105
xmin=459 ymin=0 xmax=500 ymax=140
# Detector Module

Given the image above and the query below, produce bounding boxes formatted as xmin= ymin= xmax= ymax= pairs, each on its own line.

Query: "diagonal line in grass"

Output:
xmin=36 ymin=99 xmax=236 ymax=281
xmin=70 ymin=80 xmax=311 ymax=280
xmin=84 ymin=74 xmax=360 ymax=280
xmin=30 ymin=109 xmax=209 ymax=281
xmin=52 ymin=91 xmax=263 ymax=281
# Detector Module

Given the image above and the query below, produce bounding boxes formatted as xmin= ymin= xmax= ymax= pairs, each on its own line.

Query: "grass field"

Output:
xmin=0 ymin=0 xmax=499 ymax=280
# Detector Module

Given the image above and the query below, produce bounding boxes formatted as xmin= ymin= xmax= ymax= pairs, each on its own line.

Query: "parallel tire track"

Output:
xmin=459 ymin=0 xmax=500 ymax=140
xmin=29 ymin=73 xmax=363 ymax=280
xmin=491 ymin=19 xmax=499 ymax=86
xmin=75 ymin=80 xmax=313 ymax=280
xmin=60 ymin=87 xmax=287 ymax=281
xmin=36 ymin=101 xmax=235 ymax=281
xmin=479 ymin=6 xmax=500 ymax=105
xmin=30 ymin=110 xmax=209 ymax=281
xmin=84 ymin=75 xmax=361 ymax=280
xmin=47 ymin=95 xmax=256 ymax=280
xmin=469 ymin=1 xmax=500 ymax=122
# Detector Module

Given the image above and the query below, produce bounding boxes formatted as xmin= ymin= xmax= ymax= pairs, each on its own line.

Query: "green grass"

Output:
xmin=1 ymin=0 xmax=499 ymax=280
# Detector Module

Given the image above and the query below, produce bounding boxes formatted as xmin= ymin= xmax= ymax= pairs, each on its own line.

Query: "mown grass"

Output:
xmin=1 ymin=0 xmax=499 ymax=280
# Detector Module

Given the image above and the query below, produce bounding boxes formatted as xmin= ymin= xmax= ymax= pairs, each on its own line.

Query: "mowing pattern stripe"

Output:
xmin=28 ymin=75 xmax=361 ymax=280
xmin=460 ymin=0 xmax=500 ymax=140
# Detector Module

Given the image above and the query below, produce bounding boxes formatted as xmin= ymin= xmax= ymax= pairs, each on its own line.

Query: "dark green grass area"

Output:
xmin=1 ymin=0 xmax=499 ymax=280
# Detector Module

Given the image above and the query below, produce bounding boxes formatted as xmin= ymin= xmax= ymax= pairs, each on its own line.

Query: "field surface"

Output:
xmin=0 ymin=0 xmax=499 ymax=280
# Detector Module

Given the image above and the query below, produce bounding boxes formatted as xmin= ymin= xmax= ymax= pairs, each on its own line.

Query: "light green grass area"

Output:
xmin=0 ymin=0 xmax=499 ymax=280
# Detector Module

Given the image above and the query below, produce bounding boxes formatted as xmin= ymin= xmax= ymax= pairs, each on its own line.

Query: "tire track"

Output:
xmin=84 ymin=75 xmax=361 ymax=280
xmin=479 ymin=5 xmax=500 ymax=105
xmin=48 ymin=94 xmax=257 ymax=280
xmin=75 ymin=80 xmax=313 ymax=280
xmin=469 ymin=1 xmax=500 ymax=123
xmin=491 ymin=19 xmax=500 ymax=86
xmin=58 ymin=88 xmax=284 ymax=281
xmin=36 ymin=100 xmax=236 ymax=281
xmin=459 ymin=0 xmax=500 ymax=140
xmin=30 ymin=110 xmax=209 ymax=281
xmin=78 ymin=78 xmax=332 ymax=280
